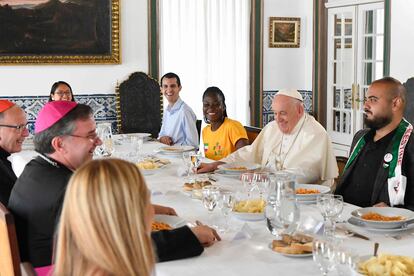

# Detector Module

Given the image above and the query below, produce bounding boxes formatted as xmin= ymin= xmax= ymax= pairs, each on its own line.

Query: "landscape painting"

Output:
xmin=0 ymin=0 xmax=120 ymax=64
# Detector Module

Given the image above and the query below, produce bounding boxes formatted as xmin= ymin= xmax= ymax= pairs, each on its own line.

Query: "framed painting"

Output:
xmin=269 ymin=17 xmax=300 ymax=48
xmin=0 ymin=0 xmax=120 ymax=64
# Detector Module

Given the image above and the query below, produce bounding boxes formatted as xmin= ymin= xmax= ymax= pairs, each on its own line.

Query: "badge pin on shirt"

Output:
xmin=383 ymin=153 xmax=392 ymax=168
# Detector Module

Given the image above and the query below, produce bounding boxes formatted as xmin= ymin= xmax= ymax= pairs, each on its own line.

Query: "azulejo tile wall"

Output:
xmin=262 ymin=90 xmax=313 ymax=126
xmin=3 ymin=91 xmax=312 ymax=133
xmin=2 ymin=94 xmax=117 ymax=134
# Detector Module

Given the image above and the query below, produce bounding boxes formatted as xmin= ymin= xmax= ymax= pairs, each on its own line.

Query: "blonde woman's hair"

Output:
xmin=54 ymin=159 xmax=155 ymax=276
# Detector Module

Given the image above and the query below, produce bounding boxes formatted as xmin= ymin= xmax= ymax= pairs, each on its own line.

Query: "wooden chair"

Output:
xmin=336 ymin=156 xmax=348 ymax=177
xmin=0 ymin=203 xmax=35 ymax=276
xmin=244 ymin=126 xmax=261 ymax=145
xmin=116 ymin=72 xmax=162 ymax=137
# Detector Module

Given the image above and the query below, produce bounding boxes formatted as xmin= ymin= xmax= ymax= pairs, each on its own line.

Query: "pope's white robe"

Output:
xmin=221 ymin=114 xmax=338 ymax=186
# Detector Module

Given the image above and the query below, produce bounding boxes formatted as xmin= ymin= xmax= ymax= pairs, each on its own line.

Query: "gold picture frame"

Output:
xmin=269 ymin=17 xmax=300 ymax=48
xmin=0 ymin=0 xmax=120 ymax=65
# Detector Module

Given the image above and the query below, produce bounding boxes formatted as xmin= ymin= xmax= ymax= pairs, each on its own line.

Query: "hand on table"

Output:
xmin=373 ymin=202 xmax=389 ymax=207
xmin=191 ymin=224 xmax=221 ymax=247
xmin=197 ymin=162 xmax=224 ymax=173
xmin=153 ymin=204 xmax=177 ymax=216
xmin=159 ymin=136 xmax=174 ymax=146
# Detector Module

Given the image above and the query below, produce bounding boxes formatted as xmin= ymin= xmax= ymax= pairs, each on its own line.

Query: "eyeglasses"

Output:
xmin=0 ymin=123 xmax=29 ymax=133
xmin=67 ymin=133 xmax=99 ymax=143
xmin=54 ymin=91 xmax=72 ymax=97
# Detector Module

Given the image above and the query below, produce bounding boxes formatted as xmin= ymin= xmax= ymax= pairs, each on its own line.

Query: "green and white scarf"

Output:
xmin=344 ymin=119 xmax=413 ymax=206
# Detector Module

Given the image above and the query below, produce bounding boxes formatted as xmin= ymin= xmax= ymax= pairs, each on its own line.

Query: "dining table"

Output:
xmin=9 ymin=137 xmax=414 ymax=276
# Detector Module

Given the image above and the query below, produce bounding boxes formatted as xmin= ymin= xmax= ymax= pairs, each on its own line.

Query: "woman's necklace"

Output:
xmin=275 ymin=115 xmax=306 ymax=170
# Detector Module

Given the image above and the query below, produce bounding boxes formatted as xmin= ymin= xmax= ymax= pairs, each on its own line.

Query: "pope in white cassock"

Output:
xmin=198 ymin=89 xmax=338 ymax=186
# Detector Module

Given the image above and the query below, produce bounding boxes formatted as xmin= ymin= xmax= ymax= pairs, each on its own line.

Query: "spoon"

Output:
xmin=373 ymin=242 xmax=379 ymax=257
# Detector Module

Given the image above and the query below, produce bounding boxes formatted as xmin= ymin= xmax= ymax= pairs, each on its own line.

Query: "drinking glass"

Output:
xmin=95 ymin=123 xmax=114 ymax=157
xmin=265 ymin=194 xmax=300 ymax=238
xmin=130 ymin=135 xmax=144 ymax=157
xmin=240 ymin=172 xmax=254 ymax=197
xmin=334 ymin=246 xmax=359 ymax=276
xmin=202 ymin=186 xmax=220 ymax=226
xmin=317 ymin=194 xmax=344 ymax=237
xmin=190 ymin=152 xmax=202 ymax=181
xmin=312 ymin=238 xmax=336 ymax=276
xmin=252 ymin=172 xmax=270 ymax=198
xmin=218 ymin=191 xmax=235 ymax=232
xmin=182 ymin=151 xmax=193 ymax=178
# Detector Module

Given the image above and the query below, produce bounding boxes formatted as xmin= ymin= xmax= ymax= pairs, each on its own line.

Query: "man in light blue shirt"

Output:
xmin=158 ymin=72 xmax=199 ymax=147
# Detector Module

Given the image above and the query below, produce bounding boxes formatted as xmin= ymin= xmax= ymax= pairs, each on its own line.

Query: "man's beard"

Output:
xmin=364 ymin=113 xmax=392 ymax=130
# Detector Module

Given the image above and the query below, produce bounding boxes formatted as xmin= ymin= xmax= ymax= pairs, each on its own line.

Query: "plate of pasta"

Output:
xmin=231 ymin=198 xmax=265 ymax=221
xmin=152 ymin=215 xmax=186 ymax=231
xmin=217 ymin=162 xmax=261 ymax=175
xmin=350 ymin=207 xmax=414 ymax=229
xmin=295 ymin=184 xmax=330 ymax=202
xmin=357 ymin=254 xmax=414 ymax=276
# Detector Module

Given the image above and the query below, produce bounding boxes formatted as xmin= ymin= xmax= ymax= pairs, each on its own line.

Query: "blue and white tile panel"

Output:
xmin=1 ymin=94 xmax=117 ymax=134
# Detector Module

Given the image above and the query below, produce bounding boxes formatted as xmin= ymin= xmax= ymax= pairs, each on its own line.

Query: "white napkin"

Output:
xmin=231 ymin=223 xmax=253 ymax=240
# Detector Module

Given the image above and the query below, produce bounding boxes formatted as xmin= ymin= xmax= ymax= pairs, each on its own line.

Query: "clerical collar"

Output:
xmin=38 ymin=153 xmax=60 ymax=168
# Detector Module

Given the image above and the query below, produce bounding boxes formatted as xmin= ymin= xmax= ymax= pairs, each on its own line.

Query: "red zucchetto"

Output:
xmin=0 ymin=100 xmax=15 ymax=113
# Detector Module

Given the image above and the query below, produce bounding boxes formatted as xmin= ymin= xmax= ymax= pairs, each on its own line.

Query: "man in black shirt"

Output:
xmin=336 ymin=77 xmax=414 ymax=210
xmin=0 ymin=100 xmax=29 ymax=206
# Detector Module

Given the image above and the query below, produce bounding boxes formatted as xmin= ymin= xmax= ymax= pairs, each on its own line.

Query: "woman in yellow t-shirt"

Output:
xmin=202 ymin=87 xmax=249 ymax=160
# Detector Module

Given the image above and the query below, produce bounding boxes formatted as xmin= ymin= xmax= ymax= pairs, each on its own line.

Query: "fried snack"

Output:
xmin=358 ymin=254 xmax=414 ymax=276
xmin=296 ymin=188 xmax=320 ymax=194
xmin=136 ymin=161 xmax=161 ymax=170
xmin=182 ymin=180 xmax=212 ymax=191
xmin=226 ymin=166 xmax=248 ymax=171
xmin=271 ymin=233 xmax=314 ymax=255
xmin=151 ymin=221 xmax=172 ymax=231
xmin=163 ymin=147 xmax=180 ymax=151
xmin=233 ymin=199 xmax=265 ymax=213
xmin=361 ymin=212 xmax=404 ymax=222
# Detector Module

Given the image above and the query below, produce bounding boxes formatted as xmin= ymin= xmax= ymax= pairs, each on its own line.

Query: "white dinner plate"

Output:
xmin=231 ymin=211 xmax=265 ymax=221
xmin=350 ymin=207 xmax=414 ymax=229
xmin=154 ymin=214 xmax=187 ymax=228
xmin=156 ymin=145 xmax=195 ymax=155
xmin=295 ymin=184 xmax=330 ymax=201
xmin=268 ymin=243 xmax=313 ymax=257
xmin=347 ymin=217 xmax=414 ymax=233
xmin=217 ymin=162 xmax=261 ymax=175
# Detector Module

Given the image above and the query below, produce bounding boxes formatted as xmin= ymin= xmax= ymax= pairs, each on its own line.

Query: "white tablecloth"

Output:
xmin=10 ymin=141 xmax=414 ymax=276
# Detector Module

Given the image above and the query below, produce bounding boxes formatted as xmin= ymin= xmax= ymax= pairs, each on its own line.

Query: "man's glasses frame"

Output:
xmin=0 ymin=123 xmax=29 ymax=133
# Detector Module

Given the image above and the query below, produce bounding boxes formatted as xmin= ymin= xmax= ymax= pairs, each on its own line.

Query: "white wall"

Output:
xmin=0 ymin=0 xmax=316 ymax=97
xmin=0 ymin=0 xmax=148 ymax=96
xmin=390 ymin=0 xmax=414 ymax=82
xmin=263 ymin=0 xmax=313 ymax=91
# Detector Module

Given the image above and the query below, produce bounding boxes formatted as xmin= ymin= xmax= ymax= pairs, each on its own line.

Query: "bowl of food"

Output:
xmin=232 ymin=198 xmax=265 ymax=221
xmin=351 ymin=207 xmax=414 ymax=229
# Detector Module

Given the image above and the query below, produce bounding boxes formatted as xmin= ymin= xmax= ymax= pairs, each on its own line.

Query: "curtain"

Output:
xmin=160 ymin=0 xmax=251 ymax=125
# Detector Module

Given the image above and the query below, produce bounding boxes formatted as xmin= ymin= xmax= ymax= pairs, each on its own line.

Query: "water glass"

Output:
xmin=202 ymin=186 xmax=220 ymax=225
xmin=182 ymin=151 xmax=193 ymax=178
xmin=316 ymin=194 xmax=344 ymax=237
xmin=334 ymin=246 xmax=359 ymax=276
xmin=190 ymin=152 xmax=202 ymax=178
xmin=131 ymin=135 xmax=144 ymax=157
xmin=252 ymin=172 xmax=270 ymax=198
xmin=240 ymin=172 xmax=254 ymax=197
xmin=265 ymin=194 xmax=300 ymax=238
xmin=313 ymin=238 xmax=336 ymax=276
xmin=218 ymin=191 xmax=235 ymax=232
xmin=95 ymin=123 xmax=113 ymax=157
